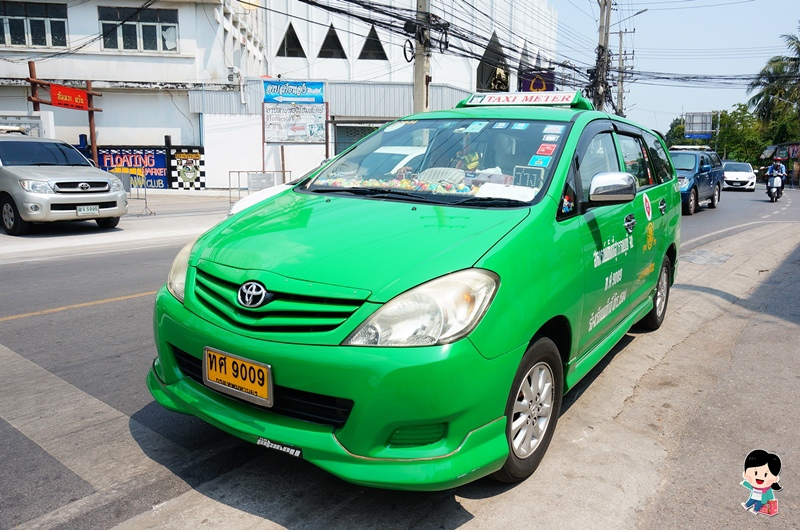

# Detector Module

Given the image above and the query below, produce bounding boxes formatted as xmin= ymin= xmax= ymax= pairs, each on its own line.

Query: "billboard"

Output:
xmin=263 ymin=80 xmax=326 ymax=144
xmin=519 ymin=70 xmax=556 ymax=92
xmin=684 ymin=112 xmax=713 ymax=139
xmin=264 ymin=103 xmax=326 ymax=143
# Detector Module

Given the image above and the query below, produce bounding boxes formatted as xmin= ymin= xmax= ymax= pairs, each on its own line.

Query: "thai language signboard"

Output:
xmin=264 ymin=103 xmax=326 ymax=143
xmin=50 ymin=84 xmax=89 ymax=110
xmin=263 ymin=80 xmax=326 ymax=144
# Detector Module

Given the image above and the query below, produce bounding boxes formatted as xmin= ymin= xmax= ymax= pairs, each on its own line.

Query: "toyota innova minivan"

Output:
xmin=148 ymin=91 xmax=680 ymax=491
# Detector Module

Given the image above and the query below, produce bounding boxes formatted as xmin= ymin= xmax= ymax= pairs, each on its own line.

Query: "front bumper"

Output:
xmin=722 ymin=179 xmax=756 ymax=190
xmin=15 ymin=190 xmax=128 ymax=222
xmin=149 ymin=287 xmax=519 ymax=491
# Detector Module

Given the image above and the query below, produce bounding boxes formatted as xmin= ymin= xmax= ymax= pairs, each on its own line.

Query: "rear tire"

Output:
xmin=708 ymin=184 xmax=720 ymax=208
xmin=640 ymin=256 xmax=672 ymax=330
xmin=96 ymin=217 xmax=120 ymax=229
xmin=492 ymin=337 xmax=563 ymax=483
xmin=1 ymin=196 xmax=31 ymax=236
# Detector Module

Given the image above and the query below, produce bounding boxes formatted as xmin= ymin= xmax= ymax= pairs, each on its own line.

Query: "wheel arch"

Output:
xmin=530 ymin=315 xmax=572 ymax=370
xmin=666 ymin=243 xmax=678 ymax=284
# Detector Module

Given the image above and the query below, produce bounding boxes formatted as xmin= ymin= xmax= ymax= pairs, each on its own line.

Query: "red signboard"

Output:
xmin=51 ymin=84 xmax=89 ymax=110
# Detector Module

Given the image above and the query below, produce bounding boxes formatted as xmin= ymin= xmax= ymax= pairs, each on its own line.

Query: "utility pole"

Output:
xmin=413 ymin=0 xmax=431 ymax=114
xmin=594 ymin=0 xmax=612 ymax=111
xmin=613 ymin=29 xmax=634 ymax=117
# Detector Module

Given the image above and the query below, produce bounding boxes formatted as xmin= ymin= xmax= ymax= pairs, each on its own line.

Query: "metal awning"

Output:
xmin=760 ymin=146 xmax=776 ymax=159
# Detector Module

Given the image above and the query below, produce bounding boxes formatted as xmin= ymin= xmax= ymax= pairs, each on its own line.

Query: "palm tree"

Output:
xmin=748 ymin=23 xmax=800 ymax=122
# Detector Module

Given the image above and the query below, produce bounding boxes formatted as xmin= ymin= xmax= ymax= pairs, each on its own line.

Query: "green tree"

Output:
xmin=748 ymin=22 xmax=800 ymax=124
xmin=717 ymin=104 xmax=765 ymax=164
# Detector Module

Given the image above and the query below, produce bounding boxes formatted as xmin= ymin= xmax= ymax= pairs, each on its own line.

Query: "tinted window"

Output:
xmin=643 ymin=131 xmax=672 ymax=183
xmin=724 ymin=162 xmax=752 ymax=172
xmin=618 ymin=134 xmax=652 ymax=188
xmin=0 ymin=141 xmax=91 ymax=166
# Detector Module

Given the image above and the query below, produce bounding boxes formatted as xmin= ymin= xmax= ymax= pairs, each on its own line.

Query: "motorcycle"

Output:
xmin=767 ymin=172 xmax=785 ymax=202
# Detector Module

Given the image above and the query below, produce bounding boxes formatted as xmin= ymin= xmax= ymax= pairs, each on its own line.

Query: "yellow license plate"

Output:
xmin=203 ymin=348 xmax=273 ymax=407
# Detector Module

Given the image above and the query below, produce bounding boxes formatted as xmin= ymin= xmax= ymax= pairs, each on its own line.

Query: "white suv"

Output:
xmin=0 ymin=134 xmax=128 ymax=235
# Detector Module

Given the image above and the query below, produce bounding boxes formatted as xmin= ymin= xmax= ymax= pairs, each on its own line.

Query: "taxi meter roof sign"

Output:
xmin=458 ymin=91 xmax=594 ymax=110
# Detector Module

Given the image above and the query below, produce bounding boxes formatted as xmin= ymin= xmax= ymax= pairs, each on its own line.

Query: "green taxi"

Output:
xmin=147 ymin=91 xmax=680 ymax=491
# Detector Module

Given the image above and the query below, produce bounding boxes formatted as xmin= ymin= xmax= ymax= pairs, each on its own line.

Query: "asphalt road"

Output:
xmin=1 ymin=186 xmax=799 ymax=529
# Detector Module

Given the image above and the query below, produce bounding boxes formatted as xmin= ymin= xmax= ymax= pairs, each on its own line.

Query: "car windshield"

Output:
xmin=724 ymin=162 xmax=752 ymax=172
xmin=303 ymin=118 xmax=569 ymax=206
xmin=670 ymin=152 xmax=697 ymax=171
xmin=0 ymin=140 xmax=91 ymax=167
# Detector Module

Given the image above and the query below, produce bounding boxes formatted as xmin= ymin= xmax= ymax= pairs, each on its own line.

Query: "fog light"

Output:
xmin=29 ymin=204 xmax=41 ymax=212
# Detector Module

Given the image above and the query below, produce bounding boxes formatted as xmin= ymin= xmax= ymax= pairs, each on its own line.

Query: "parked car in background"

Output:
xmin=0 ymin=134 xmax=128 ymax=235
xmin=722 ymin=161 xmax=757 ymax=192
xmin=668 ymin=148 xmax=724 ymax=215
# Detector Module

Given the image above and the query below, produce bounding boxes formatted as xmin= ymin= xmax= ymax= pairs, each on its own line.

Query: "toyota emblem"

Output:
xmin=238 ymin=281 xmax=270 ymax=308
xmin=78 ymin=182 xmax=91 ymax=191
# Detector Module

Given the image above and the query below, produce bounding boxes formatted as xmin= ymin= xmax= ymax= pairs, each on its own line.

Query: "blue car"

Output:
xmin=669 ymin=149 xmax=724 ymax=215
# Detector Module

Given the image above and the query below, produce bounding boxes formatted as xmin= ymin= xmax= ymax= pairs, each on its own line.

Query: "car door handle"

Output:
xmin=659 ymin=199 xmax=667 ymax=215
xmin=624 ymin=214 xmax=636 ymax=233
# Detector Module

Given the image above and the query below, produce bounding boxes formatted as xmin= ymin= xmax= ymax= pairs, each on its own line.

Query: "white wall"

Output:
xmin=203 ymin=114 xmax=263 ymax=188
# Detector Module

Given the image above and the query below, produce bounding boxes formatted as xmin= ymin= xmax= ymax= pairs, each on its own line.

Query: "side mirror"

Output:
xmin=589 ymin=172 xmax=637 ymax=204
xmin=700 ymin=164 xmax=712 ymax=173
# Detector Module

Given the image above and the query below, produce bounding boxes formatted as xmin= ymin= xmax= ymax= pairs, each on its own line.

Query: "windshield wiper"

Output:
xmin=450 ymin=196 xmax=531 ymax=207
xmin=310 ymin=187 xmax=442 ymax=203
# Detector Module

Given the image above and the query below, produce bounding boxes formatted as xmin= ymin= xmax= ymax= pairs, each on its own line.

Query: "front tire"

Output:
xmin=708 ymin=184 xmax=720 ymax=208
xmin=640 ymin=256 xmax=672 ymax=330
xmin=1 ymin=196 xmax=31 ymax=236
xmin=96 ymin=217 xmax=120 ymax=229
xmin=492 ymin=337 xmax=563 ymax=483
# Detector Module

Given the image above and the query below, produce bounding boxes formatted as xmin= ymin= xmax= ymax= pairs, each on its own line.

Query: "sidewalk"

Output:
xmin=0 ymin=191 xmax=235 ymax=265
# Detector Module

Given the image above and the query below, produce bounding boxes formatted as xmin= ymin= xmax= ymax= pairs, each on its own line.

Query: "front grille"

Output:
xmin=50 ymin=201 xmax=119 ymax=211
xmin=54 ymin=181 xmax=110 ymax=193
xmin=172 ymin=346 xmax=354 ymax=428
xmin=193 ymin=265 xmax=364 ymax=334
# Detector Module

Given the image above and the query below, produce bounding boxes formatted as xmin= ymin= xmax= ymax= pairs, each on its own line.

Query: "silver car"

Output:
xmin=0 ymin=134 xmax=128 ymax=235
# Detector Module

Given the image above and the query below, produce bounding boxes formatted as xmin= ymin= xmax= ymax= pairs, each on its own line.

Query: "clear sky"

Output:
xmin=553 ymin=0 xmax=799 ymax=133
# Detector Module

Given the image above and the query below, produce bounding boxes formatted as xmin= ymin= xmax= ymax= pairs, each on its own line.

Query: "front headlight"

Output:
xmin=109 ymin=177 xmax=124 ymax=192
xmin=345 ymin=269 xmax=499 ymax=347
xmin=167 ymin=239 xmax=197 ymax=303
xmin=18 ymin=179 xmax=54 ymax=194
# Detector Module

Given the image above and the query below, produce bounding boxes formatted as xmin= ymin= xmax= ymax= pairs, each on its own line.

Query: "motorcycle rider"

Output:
xmin=766 ymin=158 xmax=787 ymax=196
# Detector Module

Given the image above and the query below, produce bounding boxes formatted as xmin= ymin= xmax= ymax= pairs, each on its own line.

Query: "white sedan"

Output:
xmin=722 ymin=161 xmax=757 ymax=191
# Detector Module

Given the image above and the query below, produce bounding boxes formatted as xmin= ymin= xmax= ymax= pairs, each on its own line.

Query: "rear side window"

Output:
xmin=617 ymin=134 xmax=653 ymax=189
xmin=643 ymin=132 xmax=673 ymax=183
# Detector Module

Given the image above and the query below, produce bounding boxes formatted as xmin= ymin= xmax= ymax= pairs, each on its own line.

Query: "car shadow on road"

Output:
xmin=129 ymin=402 xmax=476 ymax=529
